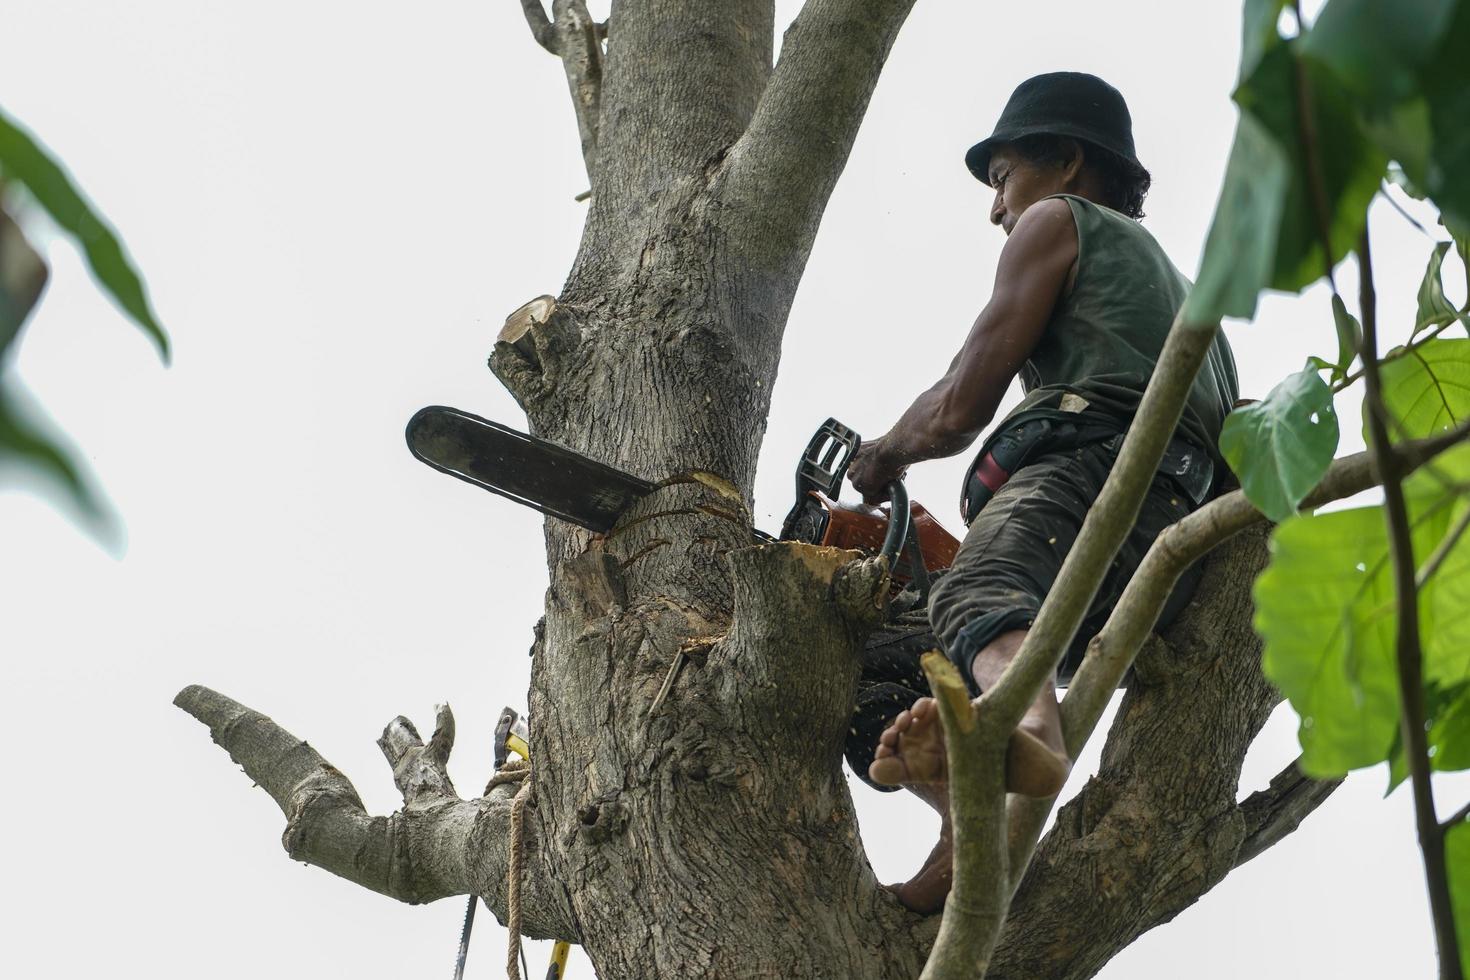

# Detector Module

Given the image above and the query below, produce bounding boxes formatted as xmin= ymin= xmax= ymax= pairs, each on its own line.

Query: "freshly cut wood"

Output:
xmin=500 ymin=295 xmax=558 ymax=346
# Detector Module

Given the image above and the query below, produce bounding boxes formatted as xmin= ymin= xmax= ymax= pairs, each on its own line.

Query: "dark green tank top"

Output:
xmin=993 ymin=194 xmax=1238 ymax=457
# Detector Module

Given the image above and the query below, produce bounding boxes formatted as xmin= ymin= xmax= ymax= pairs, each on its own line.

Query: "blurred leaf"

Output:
xmin=1331 ymin=293 xmax=1361 ymax=382
xmin=1257 ymin=443 xmax=1470 ymax=778
xmin=1185 ymin=12 xmax=1384 ymax=322
xmin=0 ymin=106 xmax=168 ymax=362
xmin=1240 ymin=0 xmax=1292 ymax=83
xmin=1448 ymin=817 xmax=1470 ymax=978
xmin=1374 ymin=338 xmax=1470 ymax=442
xmin=1220 ymin=364 xmax=1339 ymax=521
xmin=1430 ymin=682 xmax=1470 ymax=772
xmin=1416 ymin=241 xmax=1462 ymax=335
xmin=1304 ymin=0 xmax=1470 ymax=231
xmin=0 ymin=205 xmax=48 ymax=355
xmin=0 ymin=381 xmax=120 ymax=551
xmin=1235 ymin=42 xmax=1386 ymax=293
xmin=1183 ymin=112 xmax=1290 ymax=323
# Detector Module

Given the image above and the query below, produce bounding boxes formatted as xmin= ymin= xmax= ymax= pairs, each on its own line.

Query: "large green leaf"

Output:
xmin=1416 ymin=241 xmax=1463 ymax=335
xmin=1305 ymin=0 xmax=1470 ymax=231
xmin=1235 ymin=42 xmax=1387 ymax=294
xmin=1183 ymin=112 xmax=1290 ymax=323
xmin=1185 ymin=9 xmax=1385 ymax=323
xmin=1374 ymin=338 xmax=1470 ymax=442
xmin=1220 ymin=364 xmax=1339 ymax=521
xmin=0 ymin=106 xmax=168 ymax=361
xmin=1257 ymin=443 xmax=1470 ymax=778
xmin=1449 ymin=817 xmax=1470 ymax=978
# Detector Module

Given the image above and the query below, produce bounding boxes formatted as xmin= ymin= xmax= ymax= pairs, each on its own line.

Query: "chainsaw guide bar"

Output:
xmin=406 ymin=406 xmax=656 ymax=533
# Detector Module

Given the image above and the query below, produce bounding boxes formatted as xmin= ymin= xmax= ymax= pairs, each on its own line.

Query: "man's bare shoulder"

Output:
xmin=999 ymin=197 xmax=1079 ymax=270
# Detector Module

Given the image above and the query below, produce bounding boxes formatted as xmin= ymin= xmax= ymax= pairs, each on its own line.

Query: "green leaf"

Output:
xmin=1304 ymin=0 xmax=1470 ymax=231
xmin=1235 ymin=42 xmax=1387 ymax=294
xmin=0 ymin=106 xmax=168 ymax=362
xmin=1220 ymin=365 xmax=1340 ymax=521
xmin=1374 ymin=338 xmax=1470 ymax=442
xmin=1240 ymin=0 xmax=1292 ymax=83
xmin=1257 ymin=443 xmax=1470 ymax=778
xmin=1417 ymin=241 xmax=1462 ymax=335
xmin=1448 ymin=817 xmax=1470 ymax=978
xmin=1257 ymin=505 xmax=1402 ymax=775
xmin=0 ymin=382 xmax=120 ymax=551
xmin=1331 ymin=293 xmax=1361 ymax=382
xmin=1183 ymin=112 xmax=1290 ymax=323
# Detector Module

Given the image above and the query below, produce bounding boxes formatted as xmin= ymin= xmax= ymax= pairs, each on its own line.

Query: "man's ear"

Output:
xmin=1060 ymin=139 xmax=1086 ymax=185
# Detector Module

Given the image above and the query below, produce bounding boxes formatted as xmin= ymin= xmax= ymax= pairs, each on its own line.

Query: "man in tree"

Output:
xmin=846 ymin=71 xmax=1240 ymax=913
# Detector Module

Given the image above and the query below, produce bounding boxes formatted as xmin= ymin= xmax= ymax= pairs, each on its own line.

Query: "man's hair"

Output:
xmin=1009 ymin=133 xmax=1152 ymax=220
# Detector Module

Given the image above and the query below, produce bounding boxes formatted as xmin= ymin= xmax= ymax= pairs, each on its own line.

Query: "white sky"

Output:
xmin=3 ymin=1 xmax=1467 ymax=978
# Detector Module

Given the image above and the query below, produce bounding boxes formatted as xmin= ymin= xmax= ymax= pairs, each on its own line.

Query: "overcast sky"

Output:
xmin=4 ymin=1 xmax=1468 ymax=978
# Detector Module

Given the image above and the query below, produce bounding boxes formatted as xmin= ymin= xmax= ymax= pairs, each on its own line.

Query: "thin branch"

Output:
xmin=519 ymin=0 xmax=560 ymax=54
xmin=983 ymin=317 xmax=1222 ymax=734
xmin=1333 ymin=315 xmax=1460 ymax=393
xmin=1381 ymin=180 xmax=1435 ymax=238
xmin=551 ymin=0 xmax=603 ymax=179
xmin=1417 ymin=503 xmax=1470 ymax=588
xmin=1444 ymin=799 xmax=1470 ymax=832
xmin=918 ymin=653 xmax=1010 ymax=980
xmin=1235 ymin=760 xmax=1345 ymax=868
xmin=1357 ymin=230 xmax=1464 ymax=979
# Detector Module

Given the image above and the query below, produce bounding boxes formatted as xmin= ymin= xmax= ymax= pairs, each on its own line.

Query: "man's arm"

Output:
xmin=848 ymin=197 xmax=1078 ymax=503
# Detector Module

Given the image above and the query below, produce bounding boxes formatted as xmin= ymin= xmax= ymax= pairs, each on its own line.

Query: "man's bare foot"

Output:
xmin=888 ymin=823 xmax=953 ymax=914
xmin=869 ymin=698 xmax=947 ymax=786
xmin=868 ymin=697 xmax=1071 ymax=798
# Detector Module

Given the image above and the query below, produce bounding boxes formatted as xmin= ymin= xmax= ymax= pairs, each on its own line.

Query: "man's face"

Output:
xmin=986 ymin=143 xmax=1071 ymax=235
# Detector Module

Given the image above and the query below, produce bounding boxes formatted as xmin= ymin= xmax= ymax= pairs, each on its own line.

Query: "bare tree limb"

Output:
xmin=551 ymin=0 xmax=604 ymax=179
xmin=719 ymin=0 xmax=919 ymax=263
xmin=519 ymin=0 xmax=560 ymax=54
xmin=918 ymin=653 xmax=1008 ymax=980
xmin=174 ymin=685 xmax=575 ymax=940
xmin=1235 ymin=759 xmax=1345 ymax=868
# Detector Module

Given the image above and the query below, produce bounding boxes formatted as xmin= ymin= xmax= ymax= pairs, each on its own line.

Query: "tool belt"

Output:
xmin=959 ymin=416 xmax=1215 ymax=526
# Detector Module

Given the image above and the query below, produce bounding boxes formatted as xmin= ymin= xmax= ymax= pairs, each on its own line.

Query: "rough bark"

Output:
xmin=176 ymin=4 xmax=1356 ymax=978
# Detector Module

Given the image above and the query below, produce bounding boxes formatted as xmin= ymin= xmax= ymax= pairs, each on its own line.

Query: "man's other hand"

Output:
xmin=848 ymin=437 xmax=908 ymax=505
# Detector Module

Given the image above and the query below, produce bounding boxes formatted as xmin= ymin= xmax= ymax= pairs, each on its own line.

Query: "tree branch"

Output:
xmin=1235 ymin=759 xmax=1345 ymax=868
xmin=918 ymin=654 xmax=1009 ymax=980
xmin=1356 ymin=228 xmax=1464 ymax=979
xmin=519 ymin=0 xmax=559 ymax=54
xmin=551 ymin=0 xmax=604 ymax=179
xmin=174 ymin=685 xmax=575 ymax=939
xmin=984 ymin=317 xmax=1221 ymax=735
xmin=718 ymin=0 xmax=918 ymax=264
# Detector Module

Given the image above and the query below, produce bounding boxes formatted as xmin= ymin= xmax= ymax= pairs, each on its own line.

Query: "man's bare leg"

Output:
xmin=867 ymin=629 xmax=1070 ymax=912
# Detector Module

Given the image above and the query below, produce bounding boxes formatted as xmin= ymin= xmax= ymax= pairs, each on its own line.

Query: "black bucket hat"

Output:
xmin=965 ymin=72 xmax=1141 ymax=186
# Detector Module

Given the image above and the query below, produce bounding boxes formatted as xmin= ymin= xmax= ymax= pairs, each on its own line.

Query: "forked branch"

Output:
xmin=518 ymin=0 xmax=605 ymax=179
xmin=174 ymin=685 xmax=575 ymax=940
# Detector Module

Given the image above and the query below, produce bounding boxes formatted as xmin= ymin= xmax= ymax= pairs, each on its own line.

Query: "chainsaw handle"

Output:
xmin=880 ymin=481 xmax=911 ymax=562
xmin=880 ymin=480 xmax=932 ymax=600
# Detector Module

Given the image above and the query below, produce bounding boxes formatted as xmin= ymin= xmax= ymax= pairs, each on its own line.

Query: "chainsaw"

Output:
xmin=405 ymin=408 xmax=960 ymax=589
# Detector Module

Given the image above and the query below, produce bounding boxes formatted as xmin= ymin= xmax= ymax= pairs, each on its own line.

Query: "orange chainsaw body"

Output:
xmin=791 ymin=491 xmax=961 ymax=584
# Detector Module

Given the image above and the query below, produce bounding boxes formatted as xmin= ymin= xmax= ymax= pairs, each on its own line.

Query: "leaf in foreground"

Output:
xmin=1257 ymin=444 xmax=1470 ymax=778
xmin=1219 ymin=365 xmax=1339 ymax=522
xmin=0 ymin=105 xmax=169 ymax=361
xmin=1374 ymin=338 xmax=1470 ymax=442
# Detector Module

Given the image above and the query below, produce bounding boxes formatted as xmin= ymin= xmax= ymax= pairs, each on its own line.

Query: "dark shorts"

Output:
xmin=844 ymin=436 xmax=1203 ymax=791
